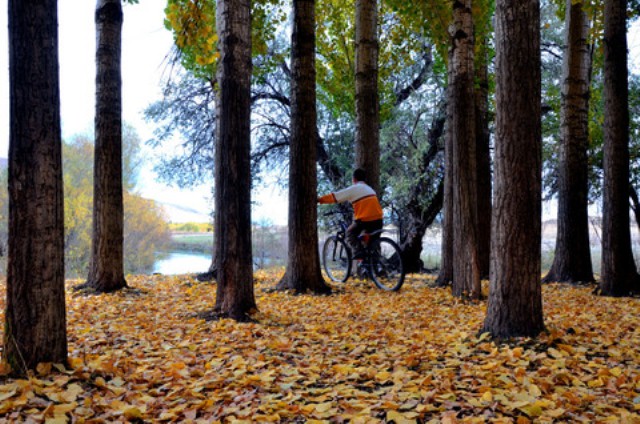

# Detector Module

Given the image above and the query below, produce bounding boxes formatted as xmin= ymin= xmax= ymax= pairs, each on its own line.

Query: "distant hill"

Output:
xmin=155 ymin=200 xmax=211 ymax=224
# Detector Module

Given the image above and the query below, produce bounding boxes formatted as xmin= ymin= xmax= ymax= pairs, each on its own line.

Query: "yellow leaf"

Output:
xmin=53 ymin=402 xmax=77 ymax=416
xmin=556 ymin=343 xmax=574 ymax=354
xmin=333 ymin=364 xmax=355 ymax=374
xmin=481 ymin=391 xmax=493 ymax=402
xmin=37 ymin=362 xmax=52 ymax=376
xmin=546 ymin=408 xmax=566 ymax=418
xmin=528 ymin=384 xmax=542 ymax=397
xmin=547 ymin=348 xmax=564 ymax=359
xmin=61 ymin=383 xmax=84 ymax=403
xmin=610 ymin=367 xmax=622 ymax=377
xmin=0 ymin=388 xmax=17 ymax=402
xmin=0 ymin=401 xmax=15 ymax=414
xmin=315 ymin=402 xmax=334 ymax=413
xmin=375 ymin=371 xmax=392 ymax=382
xmin=45 ymin=418 xmax=68 ymax=424
xmin=588 ymin=378 xmax=604 ymax=388
xmin=518 ymin=404 xmax=543 ymax=417
xmin=387 ymin=410 xmax=417 ymax=424
xmin=477 ymin=332 xmax=491 ymax=341
xmin=110 ymin=376 xmax=126 ymax=387
xmin=68 ymin=357 xmax=84 ymax=369
xmin=124 ymin=407 xmax=144 ymax=420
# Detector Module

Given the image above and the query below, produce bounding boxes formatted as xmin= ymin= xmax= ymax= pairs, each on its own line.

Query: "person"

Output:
xmin=318 ymin=168 xmax=383 ymax=259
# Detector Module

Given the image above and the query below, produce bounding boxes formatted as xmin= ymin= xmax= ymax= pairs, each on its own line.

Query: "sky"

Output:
xmin=0 ymin=0 xmax=288 ymax=224
xmin=0 ymin=3 xmax=639 ymax=225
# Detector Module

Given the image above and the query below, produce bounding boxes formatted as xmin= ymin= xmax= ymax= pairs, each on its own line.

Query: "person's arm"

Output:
xmin=318 ymin=193 xmax=337 ymax=204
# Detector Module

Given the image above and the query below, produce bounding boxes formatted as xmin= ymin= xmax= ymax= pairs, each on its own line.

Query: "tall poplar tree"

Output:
xmin=213 ymin=0 xmax=257 ymax=320
xmin=449 ymin=0 xmax=481 ymax=299
xmin=5 ymin=0 xmax=67 ymax=374
xmin=544 ymin=0 xmax=594 ymax=284
xmin=482 ymin=0 xmax=545 ymax=337
xmin=474 ymin=4 xmax=492 ymax=280
xmin=277 ymin=0 xmax=331 ymax=294
xmin=355 ymin=0 xmax=380 ymax=193
xmin=85 ymin=0 xmax=127 ymax=292
xmin=436 ymin=113 xmax=453 ymax=287
xmin=599 ymin=0 xmax=640 ymax=296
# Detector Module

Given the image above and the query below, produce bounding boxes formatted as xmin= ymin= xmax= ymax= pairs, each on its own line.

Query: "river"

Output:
xmin=152 ymin=251 xmax=212 ymax=275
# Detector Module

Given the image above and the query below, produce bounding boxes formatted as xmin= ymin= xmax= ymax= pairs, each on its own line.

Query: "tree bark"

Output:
xmin=543 ymin=0 xmax=594 ymax=285
xmin=355 ymin=0 xmax=380 ymax=193
xmin=436 ymin=96 xmax=454 ymax=287
xmin=5 ymin=0 xmax=67 ymax=374
xmin=86 ymin=0 xmax=127 ymax=292
xmin=599 ymin=0 xmax=640 ymax=296
xmin=277 ymin=0 xmax=331 ymax=294
xmin=214 ymin=0 xmax=257 ymax=320
xmin=475 ymin=36 xmax=491 ymax=280
xmin=449 ymin=0 xmax=481 ymax=299
xmin=482 ymin=0 xmax=545 ymax=338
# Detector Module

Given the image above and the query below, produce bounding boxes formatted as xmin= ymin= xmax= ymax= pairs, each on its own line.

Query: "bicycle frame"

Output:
xmin=322 ymin=209 xmax=404 ymax=291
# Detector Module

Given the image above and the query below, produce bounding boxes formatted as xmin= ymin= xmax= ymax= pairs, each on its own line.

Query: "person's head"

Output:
xmin=352 ymin=168 xmax=366 ymax=184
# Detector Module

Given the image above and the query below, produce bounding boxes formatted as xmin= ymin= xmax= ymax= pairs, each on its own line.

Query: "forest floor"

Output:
xmin=0 ymin=271 xmax=639 ymax=423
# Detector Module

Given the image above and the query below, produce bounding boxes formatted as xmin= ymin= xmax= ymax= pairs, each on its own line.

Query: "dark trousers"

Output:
xmin=347 ymin=219 xmax=383 ymax=256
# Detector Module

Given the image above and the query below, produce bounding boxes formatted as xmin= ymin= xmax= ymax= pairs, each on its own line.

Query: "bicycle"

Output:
xmin=321 ymin=210 xmax=405 ymax=291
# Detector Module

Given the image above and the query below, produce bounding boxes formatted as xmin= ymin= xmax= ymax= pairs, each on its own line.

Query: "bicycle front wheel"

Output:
xmin=370 ymin=237 xmax=405 ymax=291
xmin=322 ymin=235 xmax=352 ymax=283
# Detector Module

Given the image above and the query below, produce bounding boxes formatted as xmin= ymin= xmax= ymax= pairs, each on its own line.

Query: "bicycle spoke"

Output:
xmin=370 ymin=238 xmax=405 ymax=291
xmin=322 ymin=236 xmax=351 ymax=283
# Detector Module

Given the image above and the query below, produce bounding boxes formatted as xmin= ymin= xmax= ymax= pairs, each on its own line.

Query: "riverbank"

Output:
xmin=168 ymin=232 xmax=213 ymax=254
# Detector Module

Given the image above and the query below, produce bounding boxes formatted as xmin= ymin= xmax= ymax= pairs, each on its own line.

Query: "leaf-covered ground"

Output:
xmin=1 ymin=270 xmax=640 ymax=423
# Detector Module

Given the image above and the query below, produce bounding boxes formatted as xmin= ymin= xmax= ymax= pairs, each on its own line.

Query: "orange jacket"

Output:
xmin=318 ymin=182 xmax=383 ymax=222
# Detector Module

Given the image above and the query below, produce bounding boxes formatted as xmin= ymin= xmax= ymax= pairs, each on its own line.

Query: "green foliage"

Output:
xmin=315 ymin=0 xmax=357 ymax=120
xmin=164 ymin=0 xmax=287 ymax=81
xmin=165 ymin=0 xmax=218 ymax=80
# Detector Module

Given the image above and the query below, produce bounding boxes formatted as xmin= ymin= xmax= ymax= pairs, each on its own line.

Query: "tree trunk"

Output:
xmin=5 ymin=0 xmax=67 ymax=375
xmin=482 ymin=0 xmax=545 ymax=338
xmin=355 ymin=0 xmax=380 ymax=193
xmin=400 ymin=181 xmax=444 ymax=273
xmin=436 ymin=99 xmax=453 ymax=287
xmin=599 ymin=0 xmax=640 ymax=296
xmin=543 ymin=0 xmax=594 ymax=285
xmin=86 ymin=0 xmax=126 ymax=292
xmin=277 ymin=0 xmax=331 ymax=294
xmin=214 ymin=0 xmax=257 ymax=320
xmin=450 ymin=0 xmax=481 ymax=299
xmin=475 ymin=36 xmax=491 ymax=280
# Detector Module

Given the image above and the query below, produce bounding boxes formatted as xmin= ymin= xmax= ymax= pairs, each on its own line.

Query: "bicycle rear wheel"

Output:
xmin=322 ymin=235 xmax=351 ymax=283
xmin=370 ymin=237 xmax=405 ymax=291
